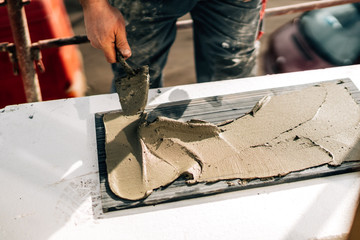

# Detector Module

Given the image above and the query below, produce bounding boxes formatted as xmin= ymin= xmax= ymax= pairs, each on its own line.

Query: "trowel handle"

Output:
xmin=115 ymin=48 xmax=136 ymax=76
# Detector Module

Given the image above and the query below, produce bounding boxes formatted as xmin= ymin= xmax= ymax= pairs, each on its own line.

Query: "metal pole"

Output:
xmin=265 ymin=0 xmax=360 ymax=17
xmin=6 ymin=0 xmax=42 ymax=102
xmin=176 ymin=0 xmax=360 ymax=28
xmin=31 ymin=35 xmax=89 ymax=50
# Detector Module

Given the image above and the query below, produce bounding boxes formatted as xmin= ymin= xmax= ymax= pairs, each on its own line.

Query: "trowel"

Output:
xmin=114 ymin=49 xmax=150 ymax=115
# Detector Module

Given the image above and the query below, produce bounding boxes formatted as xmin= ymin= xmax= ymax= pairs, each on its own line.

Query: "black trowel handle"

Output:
xmin=115 ymin=48 xmax=136 ymax=76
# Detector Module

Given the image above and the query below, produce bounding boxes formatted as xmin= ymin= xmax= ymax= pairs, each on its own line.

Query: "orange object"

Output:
xmin=0 ymin=0 xmax=86 ymax=109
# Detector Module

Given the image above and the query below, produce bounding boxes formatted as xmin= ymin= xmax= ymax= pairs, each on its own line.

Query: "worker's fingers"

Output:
xmin=117 ymin=41 xmax=132 ymax=60
xmin=86 ymin=36 xmax=116 ymax=63
xmin=88 ymin=37 xmax=102 ymax=50
xmin=102 ymin=42 xmax=117 ymax=63
xmin=114 ymin=21 xmax=131 ymax=60
xmin=100 ymin=31 xmax=131 ymax=64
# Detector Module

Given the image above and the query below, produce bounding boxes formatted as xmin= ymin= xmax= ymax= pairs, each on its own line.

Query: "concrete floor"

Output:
xmin=63 ymin=0 xmax=308 ymax=96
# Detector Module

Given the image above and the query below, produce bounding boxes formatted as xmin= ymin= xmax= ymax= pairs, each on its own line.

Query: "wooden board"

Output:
xmin=95 ymin=79 xmax=360 ymax=213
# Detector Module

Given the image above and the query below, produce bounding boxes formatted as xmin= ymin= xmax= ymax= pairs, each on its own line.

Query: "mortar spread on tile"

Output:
xmin=103 ymin=82 xmax=360 ymax=200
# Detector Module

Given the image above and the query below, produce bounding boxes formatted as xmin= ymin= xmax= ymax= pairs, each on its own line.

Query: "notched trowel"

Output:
xmin=114 ymin=50 xmax=150 ymax=115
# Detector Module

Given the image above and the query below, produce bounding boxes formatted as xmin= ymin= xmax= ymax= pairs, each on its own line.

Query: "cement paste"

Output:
xmin=104 ymin=82 xmax=360 ymax=200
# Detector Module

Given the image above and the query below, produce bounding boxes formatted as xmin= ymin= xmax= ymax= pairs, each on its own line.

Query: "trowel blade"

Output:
xmin=115 ymin=65 xmax=150 ymax=115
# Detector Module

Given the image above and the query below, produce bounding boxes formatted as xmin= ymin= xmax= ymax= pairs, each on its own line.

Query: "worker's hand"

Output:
xmin=80 ymin=0 xmax=131 ymax=63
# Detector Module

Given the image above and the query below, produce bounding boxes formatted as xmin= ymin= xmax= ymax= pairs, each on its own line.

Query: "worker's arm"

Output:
xmin=79 ymin=0 xmax=131 ymax=63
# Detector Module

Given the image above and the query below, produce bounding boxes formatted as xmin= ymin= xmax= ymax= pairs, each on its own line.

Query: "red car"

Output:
xmin=264 ymin=3 xmax=360 ymax=74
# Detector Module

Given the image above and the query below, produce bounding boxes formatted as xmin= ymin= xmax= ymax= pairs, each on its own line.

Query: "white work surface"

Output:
xmin=1 ymin=65 xmax=360 ymax=240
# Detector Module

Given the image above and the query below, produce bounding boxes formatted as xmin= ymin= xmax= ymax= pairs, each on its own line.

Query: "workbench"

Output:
xmin=1 ymin=65 xmax=360 ymax=240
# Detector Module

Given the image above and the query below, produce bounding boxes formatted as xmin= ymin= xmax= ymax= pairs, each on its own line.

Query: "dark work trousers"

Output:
xmin=110 ymin=0 xmax=263 ymax=90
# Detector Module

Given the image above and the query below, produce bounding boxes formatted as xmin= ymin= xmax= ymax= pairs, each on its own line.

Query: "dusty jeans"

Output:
xmin=110 ymin=0 xmax=263 ymax=89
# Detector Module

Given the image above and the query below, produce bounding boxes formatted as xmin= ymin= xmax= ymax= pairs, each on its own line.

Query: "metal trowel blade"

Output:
xmin=115 ymin=65 xmax=150 ymax=115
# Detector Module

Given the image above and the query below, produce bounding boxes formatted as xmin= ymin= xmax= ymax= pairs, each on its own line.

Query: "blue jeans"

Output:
xmin=110 ymin=0 xmax=263 ymax=90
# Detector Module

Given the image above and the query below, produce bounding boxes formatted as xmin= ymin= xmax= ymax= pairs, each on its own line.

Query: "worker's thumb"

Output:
xmin=115 ymin=32 xmax=131 ymax=60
